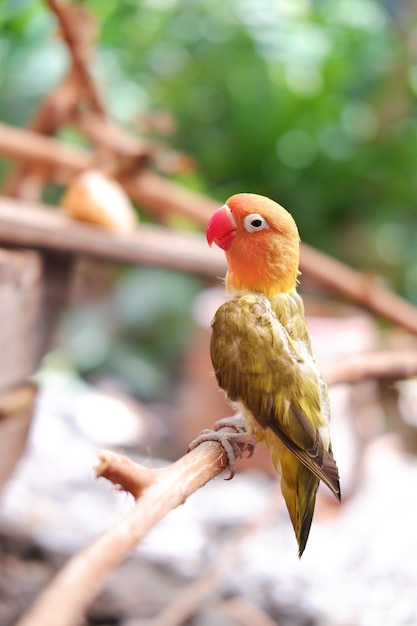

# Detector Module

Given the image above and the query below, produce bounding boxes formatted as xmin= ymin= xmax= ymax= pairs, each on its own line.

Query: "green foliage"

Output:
xmin=0 ymin=1 xmax=64 ymax=124
xmin=87 ymin=0 xmax=416 ymax=299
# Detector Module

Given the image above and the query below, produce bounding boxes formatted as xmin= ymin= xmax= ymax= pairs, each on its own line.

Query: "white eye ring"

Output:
xmin=243 ymin=213 xmax=269 ymax=233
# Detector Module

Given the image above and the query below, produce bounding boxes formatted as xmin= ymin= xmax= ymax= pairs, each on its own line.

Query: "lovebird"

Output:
xmin=205 ymin=193 xmax=341 ymax=556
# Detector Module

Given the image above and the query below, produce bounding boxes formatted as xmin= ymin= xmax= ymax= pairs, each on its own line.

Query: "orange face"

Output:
xmin=206 ymin=193 xmax=300 ymax=296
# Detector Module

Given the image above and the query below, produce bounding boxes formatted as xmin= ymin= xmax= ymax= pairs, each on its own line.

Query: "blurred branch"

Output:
xmin=16 ymin=434 xmax=248 ymax=626
xmin=121 ymin=169 xmax=217 ymax=224
xmin=0 ymin=122 xmax=93 ymax=179
xmin=0 ymin=197 xmax=224 ymax=278
xmin=146 ymin=519 xmax=259 ymax=626
xmin=45 ymin=0 xmax=104 ymax=114
xmin=301 ymin=243 xmax=417 ymax=337
xmin=220 ymin=597 xmax=280 ymax=626
xmin=72 ymin=113 xmax=190 ymax=178
xmin=2 ymin=119 xmax=417 ymax=334
xmin=3 ymin=0 xmax=100 ymax=198
xmin=73 ymin=111 xmax=151 ymax=164
xmin=325 ymin=349 xmax=417 ymax=386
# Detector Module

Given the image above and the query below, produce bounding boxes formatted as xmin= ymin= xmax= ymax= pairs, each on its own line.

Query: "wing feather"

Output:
xmin=210 ymin=294 xmax=340 ymax=499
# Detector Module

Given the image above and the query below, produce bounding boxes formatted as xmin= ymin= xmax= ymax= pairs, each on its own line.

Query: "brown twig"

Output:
xmin=121 ymin=169 xmax=218 ymax=224
xmin=15 ymin=438 xmax=240 ymax=626
xmin=324 ymin=349 xmax=417 ymax=386
xmin=0 ymin=197 xmax=225 ymax=278
xmin=300 ymin=243 xmax=417 ymax=337
xmin=17 ymin=438 xmax=275 ymax=626
xmin=73 ymin=112 xmax=151 ymax=160
xmin=3 ymin=1 xmax=100 ymax=198
xmin=45 ymin=0 xmax=104 ymax=115
xmin=0 ymin=122 xmax=93 ymax=181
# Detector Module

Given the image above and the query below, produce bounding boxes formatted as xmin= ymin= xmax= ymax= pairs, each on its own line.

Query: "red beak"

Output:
xmin=206 ymin=205 xmax=237 ymax=250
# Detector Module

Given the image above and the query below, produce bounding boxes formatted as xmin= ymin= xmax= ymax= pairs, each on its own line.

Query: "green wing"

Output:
xmin=210 ymin=293 xmax=340 ymax=499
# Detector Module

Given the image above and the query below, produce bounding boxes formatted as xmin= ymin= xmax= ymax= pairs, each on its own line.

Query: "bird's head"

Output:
xmin=206 ymin=193 xmax=300 ymax=296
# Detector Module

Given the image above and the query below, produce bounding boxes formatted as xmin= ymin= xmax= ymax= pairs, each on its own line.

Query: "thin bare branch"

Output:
xmin=120 ymin=169 xmax=218 ymax=224
xmin=15 ymin=440 xmax=235 ymax=626
xmin=46 ymin=0 xmax=104 ymax=114
xmin=301 ymin=243 xmax=417 ymax=337
xmin=3 ymin=1 xmax=99 ymax=197
xmin=73 ymin=112 xmax=150 ymax=160
xmin=0 ymin=122 xmax=93 ymax=177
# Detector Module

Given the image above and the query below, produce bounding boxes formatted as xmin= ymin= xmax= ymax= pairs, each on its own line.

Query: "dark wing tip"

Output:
xmin=268 ymin=416 xmax=341 ymax=501
xmin=322 ymin=448 xmax=341 ymax=501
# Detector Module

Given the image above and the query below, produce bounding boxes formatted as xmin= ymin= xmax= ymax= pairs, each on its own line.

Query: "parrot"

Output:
xmin=204 ymin=192 xmax=340 ymax=557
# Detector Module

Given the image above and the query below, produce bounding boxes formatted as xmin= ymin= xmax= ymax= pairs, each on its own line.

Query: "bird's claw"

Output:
xmin=213 ymin=416 xmax=256 ymax=460
xmin=188 ymin=415 xmax=256 ymax=479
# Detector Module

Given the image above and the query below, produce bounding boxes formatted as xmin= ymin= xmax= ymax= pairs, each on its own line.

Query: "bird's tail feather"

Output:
xmin=279 ymin=451 xmax=319 ymax=557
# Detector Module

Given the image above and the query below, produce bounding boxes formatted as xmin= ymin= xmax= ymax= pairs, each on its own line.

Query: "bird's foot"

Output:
xmin=188 ymin=415 xmax=256 ymax=479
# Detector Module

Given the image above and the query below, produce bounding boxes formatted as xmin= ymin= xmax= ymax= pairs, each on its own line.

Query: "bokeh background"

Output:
xmin=1 ymin=1 xmax=417 ymax=625
xmin=2 ymin=0 xmax=417 ymax=394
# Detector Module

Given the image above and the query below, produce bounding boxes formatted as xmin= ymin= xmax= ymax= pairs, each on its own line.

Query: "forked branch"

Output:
xmin=16 ymin=432 xmax=247 ymax=626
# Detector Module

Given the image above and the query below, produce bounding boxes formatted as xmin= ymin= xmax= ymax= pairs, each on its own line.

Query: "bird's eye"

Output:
xmin=243 ymin=213 xmax=269 ymax=233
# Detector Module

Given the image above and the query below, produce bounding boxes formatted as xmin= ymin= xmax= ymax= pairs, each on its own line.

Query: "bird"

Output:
xmin=204 ymin=192 xmax=340 ymax=557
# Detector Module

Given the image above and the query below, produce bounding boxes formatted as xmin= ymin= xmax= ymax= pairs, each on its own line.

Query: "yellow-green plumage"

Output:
xmin=207 ymin=193 xmax=341 ymax=556
xmin=210 ymin=292 xmax=339 ymax=555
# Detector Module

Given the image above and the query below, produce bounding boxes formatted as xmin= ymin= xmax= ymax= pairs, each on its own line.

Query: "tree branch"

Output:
xmin=300 ymin=243 xmax=417 ymax=337
xmin=220 ymin=597 xmax=280 ymax=626
xmin=324 ymin=349 xmax=417 ymax=386
xmin=0 ymin=122 xmax=93 ymax=179
xmin=45 ymin=0 xmax=104 ymax=115
xmin=0 ymin=197 xmax=224 ymax=278
xmin=2 ymin=1 xmax=100 ymax=198
xmin=13 ymin=345 xmax=417 ymax=626
xmin=15 ymin=439 xmax=237 ymax=626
